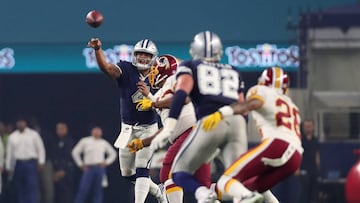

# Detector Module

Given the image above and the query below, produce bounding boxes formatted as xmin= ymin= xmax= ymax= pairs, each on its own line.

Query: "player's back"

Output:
xmin=177 ymin=59 xmax=243 ymax=120
xmin=247 ymin=85 xmax=301 ymax=144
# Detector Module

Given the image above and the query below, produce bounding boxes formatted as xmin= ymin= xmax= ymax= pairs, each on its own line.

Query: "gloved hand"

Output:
xmin=150 ymin=118 xmax=177 ymax=151
xmin=202 ymin=111 xmax=223 ymax=132
xmin=202 ymin=105 xmax=234 ymax=132
xmin=127 ymin=139 xmax=144 ymax=153
xmin=135 ymin=97 xmax=153 ymax=111
xmin=150 ymin=129 xmax=172 ymax=151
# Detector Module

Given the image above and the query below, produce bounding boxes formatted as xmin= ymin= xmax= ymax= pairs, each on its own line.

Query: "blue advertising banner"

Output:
xmin=0 ymin=43 xmax=298 ymax=73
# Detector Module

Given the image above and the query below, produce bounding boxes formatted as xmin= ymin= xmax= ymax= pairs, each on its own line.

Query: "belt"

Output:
xmin=16 ymin=158 xmax=37 ymax=162
xmin=86 ymin=163 xmax=103 ymax=167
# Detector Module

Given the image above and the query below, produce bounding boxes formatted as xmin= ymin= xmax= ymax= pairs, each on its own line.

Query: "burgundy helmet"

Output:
xmin=258 ymin=66 xmax=289 ymax=94
xmin=148 ymin=54 xmax=179 ymax=89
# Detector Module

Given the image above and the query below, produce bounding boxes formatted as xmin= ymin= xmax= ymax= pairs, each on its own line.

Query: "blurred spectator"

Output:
xmin=299 ymin=118 xmax=321 ymax=203
xmin=72 ymin=126 xmax=117 ymax=203
xmin=48 ymin=122 xmax=74 ymax=203
xmin=0 ymin=121 xmax=6 ymax=199
xmin=272 ymin=173 xmax=301 ymax=203
xmin=5 ymin=117 xmax=46 ymax=203
xmin=0 ymin=121 xmax=11 ymax=159
xmin=29 ymin=118 xmax=54 ymax=203
xmin=0 ymin=121 xmax=15 ymax=203
xmin=0 ymin=135 xmax=4 ymax=197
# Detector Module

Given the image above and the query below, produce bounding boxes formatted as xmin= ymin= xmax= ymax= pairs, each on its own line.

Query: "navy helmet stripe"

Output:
xmin=141 ymin=40 xmax=145 ymax=48
xmin=140 ymin=39 xmax=150 ymax=48
xmin=144 ymin=39 xmax=150 ymax=48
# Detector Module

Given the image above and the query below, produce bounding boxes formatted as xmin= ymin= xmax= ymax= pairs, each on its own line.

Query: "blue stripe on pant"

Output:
xmin=74 ymin=165 xmax=105 ymax=203
xmin=13 ymin=159 xmax=39 ymax=203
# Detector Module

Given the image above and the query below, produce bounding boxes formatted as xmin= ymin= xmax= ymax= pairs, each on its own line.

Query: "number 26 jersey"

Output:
xmin=246 ymin=85 xmax=302 ymax=146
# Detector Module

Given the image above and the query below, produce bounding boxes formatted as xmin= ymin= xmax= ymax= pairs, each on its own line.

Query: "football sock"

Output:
xmin=217 ymin=175 xmax=251 ymax=199
xmin=148 ymin=178 xmax=162 ymax=198
xmin=134 ymin=177 xmax=150 ymax=203
xmin=165 ymin=179 xmax=183 ymax=203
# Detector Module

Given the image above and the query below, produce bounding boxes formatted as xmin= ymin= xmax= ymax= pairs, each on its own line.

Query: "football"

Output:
xmin=86 ymin=10 xmax=103 ymax=28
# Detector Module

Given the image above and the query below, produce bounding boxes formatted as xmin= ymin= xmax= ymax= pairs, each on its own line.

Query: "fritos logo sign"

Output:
xmin=83 ymin=45 xmax=133 ymax=68
xmin=0 ymin=48 xmax=15 ymax=69
xmin=225 ymin=44 xmax=299 ymax=68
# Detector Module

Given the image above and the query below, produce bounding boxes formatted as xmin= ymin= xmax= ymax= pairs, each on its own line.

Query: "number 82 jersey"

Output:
xmin=177 ymin=59 xmax=245 ymax=120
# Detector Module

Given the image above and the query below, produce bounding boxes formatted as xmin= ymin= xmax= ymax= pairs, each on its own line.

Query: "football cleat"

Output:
xmin=239 ymin=192 xmax=264 ymax=203
xmin=197 ymin=189 xmax=217 ymax=203
xmin=156 ymin=183 xmax=168 ymax=203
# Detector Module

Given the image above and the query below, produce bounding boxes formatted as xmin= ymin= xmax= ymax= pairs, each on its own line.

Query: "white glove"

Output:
xmin=150 ymin=118 xmax=177 ymax=151
xmin=150 ymin=129 xmax=171 ymax=151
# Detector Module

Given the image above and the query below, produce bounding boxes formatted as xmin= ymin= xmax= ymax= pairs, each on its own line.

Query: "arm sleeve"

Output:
xmin=168 ymin=90 xmax=188 ymax=119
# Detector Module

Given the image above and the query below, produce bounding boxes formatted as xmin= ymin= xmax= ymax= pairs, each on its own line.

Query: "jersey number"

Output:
xmin=275 ymin=98 xmax=301 ymax=138
xmin=197 ymin=64 xmax=239 ymax=99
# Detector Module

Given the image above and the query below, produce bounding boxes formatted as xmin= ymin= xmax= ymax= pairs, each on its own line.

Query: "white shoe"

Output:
xmin=210 ymin=183 xmax=221 ymax=203
xmin=156 ymin=184 xmax=168 ymax=203
xmin=197 ymin=190 xmax=217 ymax=203
xmin=198 ymin=192 xmax=218 ymax=203
xmin=239 ymin=192 xmax=263 ymax=203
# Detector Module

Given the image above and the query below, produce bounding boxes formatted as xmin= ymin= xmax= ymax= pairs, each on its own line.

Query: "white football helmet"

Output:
xmin=189 ymin=30 xmax=223 ymax=62
xmin=132 ymin=39 xmax=158 ymax=70
xmin=258 ymin=66 xmax=289 ymax=94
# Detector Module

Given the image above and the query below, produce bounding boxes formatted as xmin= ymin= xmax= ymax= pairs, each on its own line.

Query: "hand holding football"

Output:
xmin=86 ymin=10 xmax=103 ymax=28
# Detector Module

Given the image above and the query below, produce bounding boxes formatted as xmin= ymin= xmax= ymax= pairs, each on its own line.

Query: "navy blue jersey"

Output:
xmin=177 ymin=59 xmax=244 ymax=120
xmin=116 ymin=60 xmax=157 ymax=125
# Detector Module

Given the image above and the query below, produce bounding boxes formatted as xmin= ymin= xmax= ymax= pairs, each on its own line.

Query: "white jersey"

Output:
xmin=153 ymin=75 xmax=196 ymax=143
xmin=246 ymin=85 xmax=302 ymax=149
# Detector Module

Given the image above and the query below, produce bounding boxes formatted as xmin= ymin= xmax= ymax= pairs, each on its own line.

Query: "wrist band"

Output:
xmin=94 ymin=46 xmax=101 ymax=51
